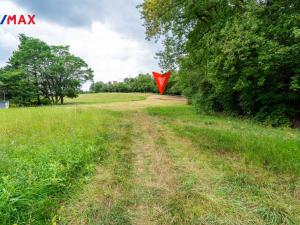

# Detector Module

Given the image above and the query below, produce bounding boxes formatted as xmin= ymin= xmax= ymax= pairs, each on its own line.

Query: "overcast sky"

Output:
xmin=0 ymin=0 xmax=161 ymax=89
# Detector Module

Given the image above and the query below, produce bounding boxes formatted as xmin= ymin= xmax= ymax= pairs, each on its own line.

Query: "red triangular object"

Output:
xmin=152 ymin=71 xmax=171 ymax=95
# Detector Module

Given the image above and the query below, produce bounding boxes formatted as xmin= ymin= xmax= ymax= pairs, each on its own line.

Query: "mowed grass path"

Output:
xmin=64 ymin=93 xmax=149 ymax=105
xmin=0 ymin=93 xmax=299 ymax=224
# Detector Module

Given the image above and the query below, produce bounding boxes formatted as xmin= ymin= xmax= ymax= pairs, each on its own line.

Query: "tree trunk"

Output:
xmin=60 ymin=96 xmax=64 ymax=104
xmin=55 ymin=96 xmax=59 ymax=104
xmin=37 ymin=95 xmax=41 ymax=105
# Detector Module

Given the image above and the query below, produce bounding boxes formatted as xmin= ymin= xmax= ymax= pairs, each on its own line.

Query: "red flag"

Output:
xmin=152 ymin=71 xmax=171 ymax=95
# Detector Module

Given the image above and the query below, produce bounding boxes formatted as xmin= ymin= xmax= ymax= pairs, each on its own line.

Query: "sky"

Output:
xmin=0 ymin=0 xmax=161 ymax=89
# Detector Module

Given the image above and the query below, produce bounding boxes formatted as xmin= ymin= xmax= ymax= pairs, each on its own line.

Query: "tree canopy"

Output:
xmin=140 ymin=0 xmax=300 ymax=126
xmin=90 ymin=73 xmax=181 ymax=95
xmin=0 ymin=34 xmax=93 ymax=105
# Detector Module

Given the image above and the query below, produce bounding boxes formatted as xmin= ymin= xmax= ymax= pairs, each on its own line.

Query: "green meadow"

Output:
xmin=0 ymin=93 xmax=299 ymax=225
xmin=64 ymin=93 xmax=148 ymax=105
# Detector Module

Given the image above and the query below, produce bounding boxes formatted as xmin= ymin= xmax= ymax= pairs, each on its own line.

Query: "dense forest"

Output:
xmin=0 ymin=35 xmax=93 ymax=106
xmin=140 ymin=0 xmax=300 ymax=127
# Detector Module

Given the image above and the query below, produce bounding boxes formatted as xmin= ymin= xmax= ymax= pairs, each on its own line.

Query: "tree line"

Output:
xmin=0 ymin=34 xmax=181 ymax=106
xmin=0 ymin=34 xmax=93 ymax=105
xmin=90 ymin=73 xmax=181 ymax=95
xmin=140 ymin=0 xmax=300 ymax=126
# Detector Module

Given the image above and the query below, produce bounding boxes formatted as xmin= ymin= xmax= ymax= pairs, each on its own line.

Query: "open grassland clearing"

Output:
xmin=64 ymin=93 xmax=149 ymax=105
xmin=0 ymin=93 xmax=299 ymax=224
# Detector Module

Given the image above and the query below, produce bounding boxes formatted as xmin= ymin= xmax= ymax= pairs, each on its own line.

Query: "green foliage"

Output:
xmin=0 ymin=107 xmax=125 ymax=224
xmin=140 ymin=0 xmax=300 ymax=126
xmin=90 ymin=81 xmax=108 ymax=93
xmin=1 ymin=93 xmax=299 ymax=224
xmin=146 ymin=105 xmax=300 ymax=175
xmin=165 ymin=71 xmax=182 ymax=95
xmin=0 ymin=34 xmax=93 ymax=106
xmin=90 ymin=73 xmax=182 ymax=95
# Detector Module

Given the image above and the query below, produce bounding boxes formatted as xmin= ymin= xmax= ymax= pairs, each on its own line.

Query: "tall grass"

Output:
xmin=146 ymin=106 xmax=300 ymax=175
xmin=0 ymin=107 xmax=123 ymax=224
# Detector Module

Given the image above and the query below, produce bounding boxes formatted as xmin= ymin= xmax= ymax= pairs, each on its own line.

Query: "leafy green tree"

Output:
xmin=131 ymin=74 xmax=156 ymax=92
xmin=46 ymin=46 xmax=93 ymax=104
xmin=165 ymin=71 xmax=181 ymax=95
xmin=0 ymin=34 xmax=93 ymax=105
xmin=90 ymin=81 xmax=108 ymax=93
xmin=114 ymin=82 xmax=130 ymax=92
xmin=90 ymin=73 xmax=180 ymax=95
xmin=140 ymin=0 xmax=300 ymax=126
xmin=1 ymin=35 xmax=51 ymax=105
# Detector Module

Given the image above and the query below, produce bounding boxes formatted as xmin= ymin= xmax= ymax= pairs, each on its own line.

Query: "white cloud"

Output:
xmin=0 ymin=0 xmax=161 ymax=90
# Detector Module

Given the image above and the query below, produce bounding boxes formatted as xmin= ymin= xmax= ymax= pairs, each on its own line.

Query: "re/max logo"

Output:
xmin=0 ymin=15 xmax=35 ymax=25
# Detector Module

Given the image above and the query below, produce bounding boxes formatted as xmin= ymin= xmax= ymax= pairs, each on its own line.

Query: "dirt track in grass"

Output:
xmin=59 ymin=94 xmax=300 ymax=225
xmin=76 ymin=94 xmax=187 ymax=111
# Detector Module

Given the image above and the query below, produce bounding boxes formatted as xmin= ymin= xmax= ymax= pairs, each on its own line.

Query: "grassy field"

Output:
xmin=146 ymin=106 xmax=300 ymax=174
xmin=65 ymin=93 xmax=148 ymax=105
xmin=0 ymin=93 xmax=299 ymax=225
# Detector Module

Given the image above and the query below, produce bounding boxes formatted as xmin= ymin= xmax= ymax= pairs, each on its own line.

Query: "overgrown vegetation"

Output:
xmin=0 ymin=100 xmax=132 ymax=224
xmin=140 ymin=0 xmax=300 ymax=126
xmin=146 ymin=105 xmax=300 ymax=175
xmin=0 ymin=94 xmax=299 ymax=224
xmin=144 ymin=105 xmax=300 ymax=224
xmin=0 ymin=34 xmax=93 ymax=106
